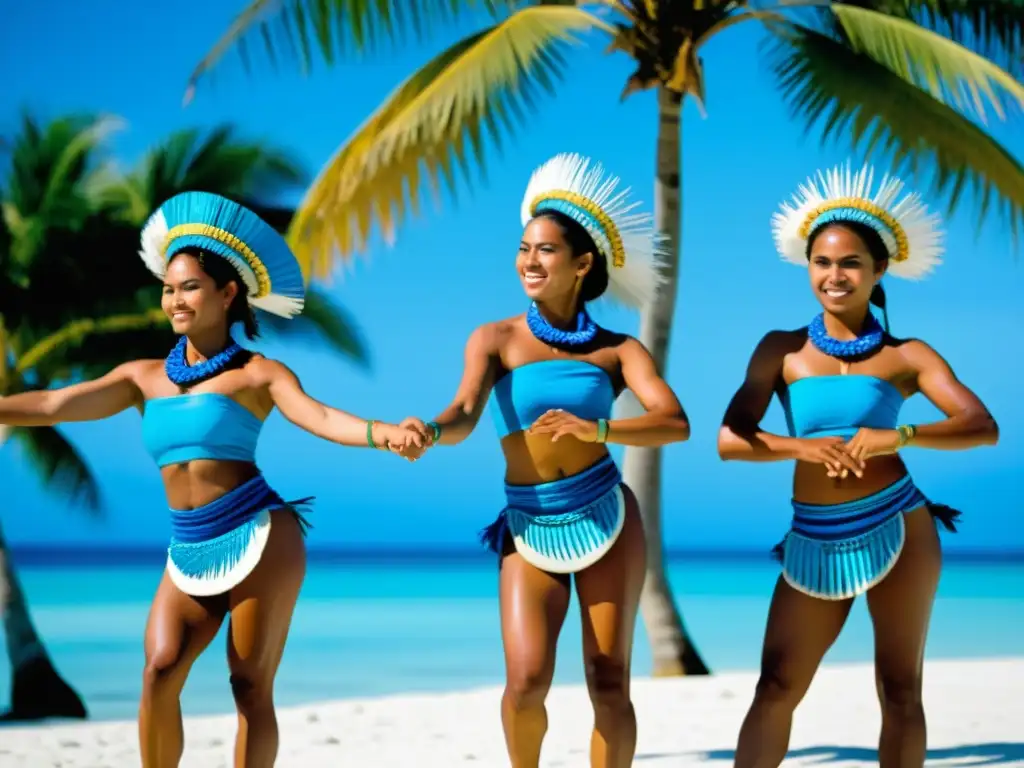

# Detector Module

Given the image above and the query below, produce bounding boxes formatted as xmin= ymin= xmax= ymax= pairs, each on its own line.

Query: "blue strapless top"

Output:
xmin=780 ymin=375 xmax=905 ymax=440
xmin=488 ymin=360 xmax=615 ymax=439
xmin=141 ymin=393 xmax=263 ymax=467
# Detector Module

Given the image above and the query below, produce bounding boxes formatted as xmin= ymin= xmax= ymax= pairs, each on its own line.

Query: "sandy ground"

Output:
xmin=2 ymin=658 xmax=1022 ymax=767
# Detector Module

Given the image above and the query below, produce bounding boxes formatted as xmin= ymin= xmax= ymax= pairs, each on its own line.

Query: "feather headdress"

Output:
xmin=772 ymin=162 xmax=944 ymax=280
xmin=139 ymin=191 xmax=305 ymax=318
xmin=521 ymin=153 xmax=667 ymax=307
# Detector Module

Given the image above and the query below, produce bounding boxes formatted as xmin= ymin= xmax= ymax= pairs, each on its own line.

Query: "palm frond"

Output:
xmin=829 ymin=3 xmax=1024 ymax=123
xmin=286 ymin=5 xmax=610 ymax=277
xmin=9 ymin=426 xmax=101 ymax=514
xmin=15 ymin=309 xmax=169 ymax=376
xmin=97 ymin=126 xmax=307 ymax=225
xmin=768 ymin=22 xmax=1024 ymax=238
xmin=2 ymin=114 xmax=121 ymax=214
xmin=257 ymin=287 xmax=371 ymax=367
xmin=2 ymin=114 xmax=122 ymax=275
xmin=185 ymin=0 xmax=514 ymax=103
xmin=898 ymin=0 xmax=1024 ymax=77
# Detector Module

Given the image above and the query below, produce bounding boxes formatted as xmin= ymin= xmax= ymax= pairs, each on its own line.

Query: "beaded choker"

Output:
xmin=526 ymin=302 xmax=598 ymax=347
xmin=165 ymin=336 xmax=247 ymax=387
xmin=808 ymin=312 xmax=884 ymax=360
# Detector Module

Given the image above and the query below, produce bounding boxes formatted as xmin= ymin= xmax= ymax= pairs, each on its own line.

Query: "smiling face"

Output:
xmin=161 ymin=251 xmax=238 ymax=336
xmin=806 ymin=223 xmax=887 ymax=314
xmin=517 ymin=215 xmax=593 ymax=303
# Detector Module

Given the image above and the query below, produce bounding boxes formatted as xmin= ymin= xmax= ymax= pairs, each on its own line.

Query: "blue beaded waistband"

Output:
xmin=166 ymin=475 xmax=312 ymax=593
xmin=779 ymin=475 xmax=927 ymax=600
xmin=790 ymin=474 xmax=924 ymax=540
xmin=480 ymin=455 xmax=623 ymax=558
xmin=169 ymin=474 xmax=283 ymax=543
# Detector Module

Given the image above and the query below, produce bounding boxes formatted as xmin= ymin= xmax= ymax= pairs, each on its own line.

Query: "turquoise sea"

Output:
xmin=2 ymin=551 xmax=1022 ymax=722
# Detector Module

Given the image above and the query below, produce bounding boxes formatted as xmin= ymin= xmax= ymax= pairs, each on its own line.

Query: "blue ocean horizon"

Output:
xmin=4 ymin=547 xmax=1022 ymax=723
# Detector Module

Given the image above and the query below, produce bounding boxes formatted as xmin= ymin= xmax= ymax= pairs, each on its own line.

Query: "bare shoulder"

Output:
xmin=613 ymin=334 xmax=651 ymax=362
xmin=760 ymin=328 xmax=805 ymax=352
xmin=468 ymin=318 xmax=515 ymax=355
xmin=738 ymin=329 xmax=805 ymax=385
xmin=244 ymin=354 xmax=295 ymax=386
xmin=892 ymin=337 xmax=947 ymax=371
xmin=752 ymin=328 xmax=806 ymax=363
xmin=125 ymin=359 xmax=165 ymax=387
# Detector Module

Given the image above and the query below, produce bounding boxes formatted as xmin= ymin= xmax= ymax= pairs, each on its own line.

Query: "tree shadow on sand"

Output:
xmin=635 ymin=743 xmax=1024 ymax=765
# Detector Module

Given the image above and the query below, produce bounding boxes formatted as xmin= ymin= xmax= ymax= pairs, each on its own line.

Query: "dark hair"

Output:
xmin=168 ymin=248 xmax=260 ymax=339
xmin=531 ymin=210 xmax=610 ymax=304
xmin=806 ymin=219 xmax=890 ymax=332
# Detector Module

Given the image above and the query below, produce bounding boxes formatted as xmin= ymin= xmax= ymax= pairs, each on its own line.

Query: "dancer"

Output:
xmin=718 ymin=164 xmax=999 ymax=768
xmin=0 ymin=192 xmax=423 ymax=767
xmin=398 ymin=153 xmax=690 ymax=767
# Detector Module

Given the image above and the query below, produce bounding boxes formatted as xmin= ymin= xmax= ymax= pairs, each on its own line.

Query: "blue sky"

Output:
xmin=2 ymin=2 xmax=1021 ymax=553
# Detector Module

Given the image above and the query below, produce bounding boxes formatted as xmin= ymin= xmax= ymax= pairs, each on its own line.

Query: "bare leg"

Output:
xmin=733 ymin=579 xmax=854 ymax=768
xmin=139 ymin=573 xmax=225 ymax=768
xmin=499 ymin=535 xmax=571 ymax=768
xmin=227 ymin=510 xmax=307 ymax=768
xmin=867 ymin=507 xmax=941 ymax=768
xmin=574 ymin=487 xmax=646 ymax=768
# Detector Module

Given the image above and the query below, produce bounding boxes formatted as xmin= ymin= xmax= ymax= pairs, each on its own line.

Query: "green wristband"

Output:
xmin=426 ymin=421 xmax=442 ymax=444
xmin=596 ymin=418 xmax=609 ymax=444
xmin=366 ymin=419 xmax=377 ymax=449
xmin=896 ymin=424 xmax=917 ymax=448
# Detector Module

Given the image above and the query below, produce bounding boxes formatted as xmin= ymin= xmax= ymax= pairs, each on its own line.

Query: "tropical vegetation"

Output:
xmin=187 ymin=0 xmax=1024 ymax=675
xmin=0 ymin=113 xmax=368 ymax=720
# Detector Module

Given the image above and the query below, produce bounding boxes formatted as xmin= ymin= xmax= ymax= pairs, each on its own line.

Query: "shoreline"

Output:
xmin=11 ymin=545 xmax=1024 ymax=567
xmin=3 ymin=658 xmax=1022 ymax=766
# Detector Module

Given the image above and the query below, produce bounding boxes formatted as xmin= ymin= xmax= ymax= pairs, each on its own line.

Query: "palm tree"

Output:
xmin=187 ymin=0 xmax=1024 ymax=676
xmin=0 ymin=113 xmax=370 ymax=720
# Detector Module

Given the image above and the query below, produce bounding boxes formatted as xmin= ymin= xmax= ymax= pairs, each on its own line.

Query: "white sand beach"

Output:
xmin=2 ymin=658 xmax=1022 ymax=767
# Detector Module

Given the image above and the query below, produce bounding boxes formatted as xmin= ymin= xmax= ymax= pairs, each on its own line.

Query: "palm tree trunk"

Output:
xmin=0 ymin=522 xmax=87 ymax=720
xmin=619 ymin=86 xmax=709 ymax=677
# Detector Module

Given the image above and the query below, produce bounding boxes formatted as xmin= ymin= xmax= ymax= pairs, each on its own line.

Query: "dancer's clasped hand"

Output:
xmin=528 ymin=409 xmax=598 ymax=443
xmin=380 ymin=423 xmax=428 ymax=460
xmin=843 ymin=427 xmax=901 ymax=462
xmin=795 ymin=428 xmax=902 ymax=479
xmin=388 ymin=417 xmax=438 ymax=462
xmin=793 ymin=436 xmax=866 ymax=479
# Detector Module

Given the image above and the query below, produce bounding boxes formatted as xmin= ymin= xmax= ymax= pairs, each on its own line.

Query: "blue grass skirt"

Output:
xmin=480 ymin=455 xmax=625 ymax=574
xmin=166 ymin=474 xmax=311 ymax=597
xmin=774 ymin=475 xmax=959 ymax=601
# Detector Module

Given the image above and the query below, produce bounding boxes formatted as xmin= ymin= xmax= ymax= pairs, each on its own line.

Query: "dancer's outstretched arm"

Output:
xmin=398 ymin=324 xmax=500 ymax=451
xmin=0 ymin=361 xmax=144 ymax=426
xmin=258 ymin=359 xmax=423 ymax=452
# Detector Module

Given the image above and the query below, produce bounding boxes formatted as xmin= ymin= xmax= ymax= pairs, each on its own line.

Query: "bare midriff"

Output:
xmin=500 ymin=431 xmax=611 ymax=486
xmin=159 ymin=460 xmax=260 ymax=511
xmin=792 ymin=453 xmax=909 ymax=505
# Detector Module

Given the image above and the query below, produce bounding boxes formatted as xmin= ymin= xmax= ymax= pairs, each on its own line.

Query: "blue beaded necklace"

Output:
xmin=808 ymin=312 xmax=884 ymax=360
xmin=526 ymin=302 xmax=598 ymax=347
xmin=164 ymin=336 xmax=247 ymax=387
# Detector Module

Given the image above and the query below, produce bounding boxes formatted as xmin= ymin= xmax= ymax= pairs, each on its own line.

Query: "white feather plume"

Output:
xmin=139 ymin=208 xmax=170 ymax=279
xmin=771 ymin=161 xmax=944 ymax=280
xmin=521 ymin=153 xmax=668 ymax=307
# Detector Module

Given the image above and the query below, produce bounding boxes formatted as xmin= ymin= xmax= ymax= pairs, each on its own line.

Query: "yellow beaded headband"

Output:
xmin=521 ymin=153 xmax=667 ymax=308
xmin=527 ymin=190 xmax=626 ymax=269
xmin=163 ymin=223 xmax=272 ymax=298
xmin=772 ymin=163 xmax=944 ymax=280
